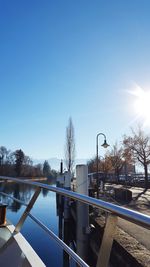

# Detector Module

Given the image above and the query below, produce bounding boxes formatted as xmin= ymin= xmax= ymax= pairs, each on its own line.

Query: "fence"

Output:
xmin=0 ymin=174 xmax=150 ymax=267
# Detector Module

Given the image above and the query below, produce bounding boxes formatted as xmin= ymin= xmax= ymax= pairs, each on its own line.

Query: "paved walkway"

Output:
xmin=118 ymin=218 xmax=150 ymax=250
xmin=105 ymin=185 xmax=150 ymax=250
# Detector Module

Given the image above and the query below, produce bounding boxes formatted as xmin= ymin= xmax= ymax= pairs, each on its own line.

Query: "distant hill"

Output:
xmin=33 ymin=157 xmax=88 ymax=171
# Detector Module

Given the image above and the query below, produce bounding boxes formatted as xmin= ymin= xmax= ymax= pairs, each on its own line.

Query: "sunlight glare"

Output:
xmin=130 ymin=85 xmax=150 ymax=126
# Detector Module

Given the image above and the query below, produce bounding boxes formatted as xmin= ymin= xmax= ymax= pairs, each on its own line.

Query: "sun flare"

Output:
xmin=130 ymin=85 xmax=150 ymax=126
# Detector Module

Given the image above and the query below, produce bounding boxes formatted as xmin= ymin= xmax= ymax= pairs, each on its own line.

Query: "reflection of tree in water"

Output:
xmin=41 ymin=179 xmax=56 ymax=197
xmin=41 ymin=188 xmax=49 ymax=197
xmin=12 ymin=184 xmax=21 ymax=212
xmin=0 ymin=180 xmax=56 ymax=211
xmin=0 ymin=182 xmax=34 ymax=212
xmin=19 ymin=184 xmax=33 ymax=203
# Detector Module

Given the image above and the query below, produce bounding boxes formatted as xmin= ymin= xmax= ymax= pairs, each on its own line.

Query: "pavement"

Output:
xmin=105 ymin=184 xmax=150 ymax=250
xmin=118 ymin=218 xmax=150 ymax=250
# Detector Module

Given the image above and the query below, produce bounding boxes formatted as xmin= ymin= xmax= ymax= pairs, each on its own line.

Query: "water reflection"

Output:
xmin=57 ymin=194 xmax=76 ymax=267
xmin=41 ymin=187 xmax=49 ymax=197
xmin=0 ymin=180 xmax=64 ymax=266
xmin=0 ymin=180 xmax=51 ymax=212
xmin=0 ymin=182 xmax=33 ymax=212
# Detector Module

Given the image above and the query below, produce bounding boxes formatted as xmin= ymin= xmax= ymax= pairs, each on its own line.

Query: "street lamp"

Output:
xmin=96 ymin=133 xmax=109 ymax=198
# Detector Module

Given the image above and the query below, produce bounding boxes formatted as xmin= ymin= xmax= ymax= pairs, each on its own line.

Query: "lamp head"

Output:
xmin=101 ymin=139 xmax=109 ymax=148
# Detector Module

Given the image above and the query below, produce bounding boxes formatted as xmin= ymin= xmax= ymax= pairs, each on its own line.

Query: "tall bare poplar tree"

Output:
xmin=65 ymin=117 xmax=75 ymax=173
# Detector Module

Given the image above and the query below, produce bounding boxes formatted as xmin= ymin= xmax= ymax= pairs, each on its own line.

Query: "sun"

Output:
xmin=130 ymin=85 xmax=150 ymax=126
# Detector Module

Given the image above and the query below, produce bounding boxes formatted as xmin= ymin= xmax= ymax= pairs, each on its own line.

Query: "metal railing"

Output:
xmin=0 ymin=176 xmax=150 ymax=267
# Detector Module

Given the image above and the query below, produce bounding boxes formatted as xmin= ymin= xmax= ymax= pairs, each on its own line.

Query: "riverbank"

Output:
xmin=0 ymin=176 xmax=48 ymax=183
xmin=97 ymin=184 xmax=150 ymax=267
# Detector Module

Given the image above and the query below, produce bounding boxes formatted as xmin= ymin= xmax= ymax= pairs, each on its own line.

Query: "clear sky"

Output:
xmin=1 ymin=0 xmax=150 ymax=161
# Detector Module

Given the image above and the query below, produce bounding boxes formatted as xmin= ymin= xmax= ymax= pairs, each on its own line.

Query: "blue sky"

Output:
xmin=1 ymin=1 xmax=150 ymax=161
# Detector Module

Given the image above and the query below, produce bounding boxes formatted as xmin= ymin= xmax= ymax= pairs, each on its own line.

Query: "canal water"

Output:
xmin=0 ymin=181 xmax=74 ymax=267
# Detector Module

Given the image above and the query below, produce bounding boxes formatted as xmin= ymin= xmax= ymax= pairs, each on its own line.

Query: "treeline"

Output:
xmin=88 ymin=126 xmax=150 ymax=188
xmin=0 ymin=146 xmax=57 ymax=178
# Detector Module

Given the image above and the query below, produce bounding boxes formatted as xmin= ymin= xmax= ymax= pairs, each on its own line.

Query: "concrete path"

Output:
xmin=118 ymin=218 xmax=150 ymax=250
xmin=105 ymin=184 xmax=150 ymax=250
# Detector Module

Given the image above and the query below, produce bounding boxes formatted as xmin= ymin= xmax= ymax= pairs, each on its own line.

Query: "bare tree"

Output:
xmin=87 ymin=157 xmax=97 ymax=173
xmin=0 ymin=146 xmax=9 ymax=165
xmin=108 ymin=143 xmax=124 ymax=182
xmin=123 ymin=126 xmax=150 ymax=188
xmin=65 ymin=117 xmax=75 ymax=173
xmin=14 ymin=149 xmax=25 ymax=177
xmin=101 ymin=155 xmax=113 ymax=177
xmin=87 ymin=155 xmax=112 ymax=175
xmin=43 ymin=160 xmax=51 ymax=177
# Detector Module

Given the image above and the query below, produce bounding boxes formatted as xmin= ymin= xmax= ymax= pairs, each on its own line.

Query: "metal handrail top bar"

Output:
xmin=0 ymin=176 xmax=150 ymax=229
xmin=28 ymin=213 xmax=89 ymax=267
xmin=0 ymin=192 xmax=27 ymax=206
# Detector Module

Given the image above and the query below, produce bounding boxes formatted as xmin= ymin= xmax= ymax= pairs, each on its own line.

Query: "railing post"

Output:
xmin=76 ymin=164 xmax=89 ymax=262
xmin=96 ymin=213 xmax=118 ymax=267
xmin=14 ymin=187 xmax=41 ymax=233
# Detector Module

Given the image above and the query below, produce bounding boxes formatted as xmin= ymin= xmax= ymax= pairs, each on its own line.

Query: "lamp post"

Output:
xmin=96 ymin=133 xmax=109 ymax=198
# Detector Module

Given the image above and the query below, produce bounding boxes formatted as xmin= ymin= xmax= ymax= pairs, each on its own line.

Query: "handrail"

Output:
xmin=0 ymin=176 xmax=150 ymax=229
xmin=28 ymin=213 xmax=89 ymax=267
xmin=1 ymin=175 xmax=150 ymax=267
xmin=0 ymin=192 xmax=27 ymax=206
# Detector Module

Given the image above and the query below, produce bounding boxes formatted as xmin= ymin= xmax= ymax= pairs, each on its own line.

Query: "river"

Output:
xmin=0 ymin=180 xmax=69 ymax=267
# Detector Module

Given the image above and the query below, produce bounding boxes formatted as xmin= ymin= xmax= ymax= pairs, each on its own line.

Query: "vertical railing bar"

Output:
xmin=96 ymin=213 xmax=118 ymax=267
xmin=14 ymin=187 xmax=41 ymax=233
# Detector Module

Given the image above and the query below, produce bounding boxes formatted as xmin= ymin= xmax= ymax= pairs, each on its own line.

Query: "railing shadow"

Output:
xmin=133 ymin=189 xmax=148 ymax=201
